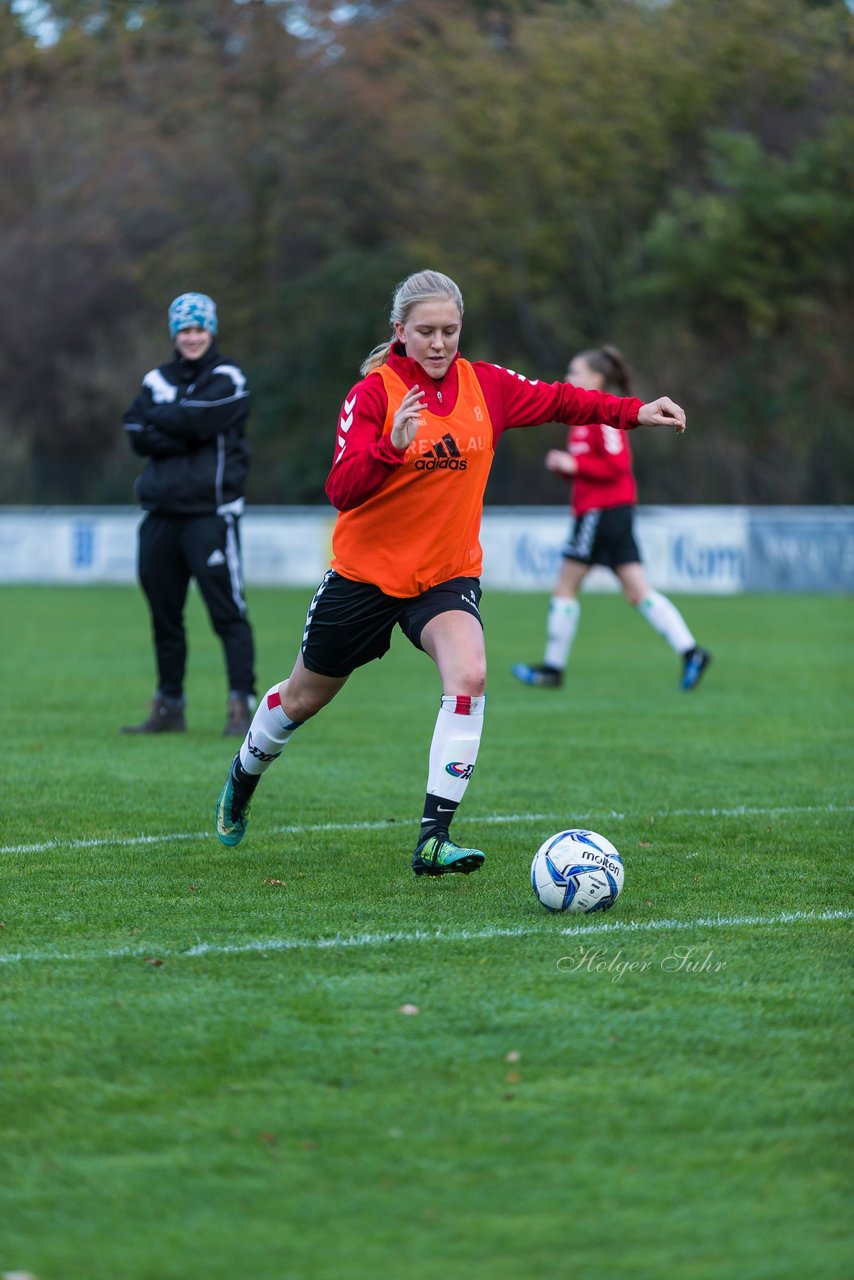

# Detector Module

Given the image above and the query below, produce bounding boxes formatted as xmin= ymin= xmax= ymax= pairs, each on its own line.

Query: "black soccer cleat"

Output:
xmin=681 ymin=646 xmax=712 ymax=691
xmin=511 ymin=662 xmax=563 ymax=689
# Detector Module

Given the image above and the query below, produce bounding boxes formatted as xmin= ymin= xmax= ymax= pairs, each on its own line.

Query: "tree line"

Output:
xmin=1 ymin=0 xmax=852 ymax=506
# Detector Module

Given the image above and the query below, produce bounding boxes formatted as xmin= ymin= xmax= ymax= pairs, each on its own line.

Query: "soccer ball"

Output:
xmin=531 ymin=829 xmax=624 ymax=914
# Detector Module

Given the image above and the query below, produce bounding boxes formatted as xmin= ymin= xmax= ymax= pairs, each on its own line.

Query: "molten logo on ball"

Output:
xmin=531 ymin=829 xmax=624 ymax=914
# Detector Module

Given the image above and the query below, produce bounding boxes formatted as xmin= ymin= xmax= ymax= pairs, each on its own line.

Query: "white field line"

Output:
xmin=2 ymin=803 xmax=851 ymax=858
xmin=0 ymin=909 xmax=851 ymax=968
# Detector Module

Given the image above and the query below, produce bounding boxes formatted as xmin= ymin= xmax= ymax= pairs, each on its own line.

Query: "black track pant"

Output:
xmin=137 ymin=511 xmax=256 ymax=700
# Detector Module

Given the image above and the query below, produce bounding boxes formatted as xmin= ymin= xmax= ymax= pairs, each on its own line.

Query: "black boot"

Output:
xmin=121 ymin=693 xmax=186 ymax=734
xmin=223 ymin=693 xmax=255 ymax=737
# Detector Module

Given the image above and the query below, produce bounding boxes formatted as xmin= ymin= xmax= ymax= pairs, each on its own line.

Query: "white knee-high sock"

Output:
xmin=544 ymin=597 xmax=580 ymax=670
xmin=238 ymin=685 xmax=303 ymax=776
xmin=638 ymin=591 xmax=695 ymax=655
xmin=420 ymin=694 xmax=486 ymax=835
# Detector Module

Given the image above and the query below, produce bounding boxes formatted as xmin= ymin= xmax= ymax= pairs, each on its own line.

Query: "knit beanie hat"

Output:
xmin=168 ymin=292 xmax=218 ymax=338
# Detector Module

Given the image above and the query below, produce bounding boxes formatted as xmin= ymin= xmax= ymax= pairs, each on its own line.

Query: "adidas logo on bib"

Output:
xmin=414 ymin=433 xmax=468 ymax=472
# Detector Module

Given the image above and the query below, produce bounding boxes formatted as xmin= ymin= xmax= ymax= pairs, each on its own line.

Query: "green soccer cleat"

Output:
xmin=215 ymin=755 xmax=254 ymax=847
xmin=412 ymin=830 xmax=486 ymax=878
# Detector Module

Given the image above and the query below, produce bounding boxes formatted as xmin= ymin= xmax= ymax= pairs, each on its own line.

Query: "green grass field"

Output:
xmin=1 ymin=584 xmax=852 ymax=1280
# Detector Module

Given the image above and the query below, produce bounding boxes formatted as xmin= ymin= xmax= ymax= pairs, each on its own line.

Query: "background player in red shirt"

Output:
xmin=512 ymin=345 xmax=711 ymax=692
xmin=215 ymin=276 xmax=688 ymax=878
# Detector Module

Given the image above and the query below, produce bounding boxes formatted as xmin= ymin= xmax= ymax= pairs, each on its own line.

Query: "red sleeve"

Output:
xmin=571 ymin=424 xmax=633 ymax=484
xmin=473 ymin=362 xmax=643 ymax=440
xmin=324 ymin=375 xmax=406 ymax=512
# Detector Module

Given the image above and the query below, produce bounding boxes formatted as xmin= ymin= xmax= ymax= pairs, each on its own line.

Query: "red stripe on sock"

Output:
xmin=267 ymin=690 xmax=281 ymax=710
xmin=453 ymin=695 xmax=472 ymax=715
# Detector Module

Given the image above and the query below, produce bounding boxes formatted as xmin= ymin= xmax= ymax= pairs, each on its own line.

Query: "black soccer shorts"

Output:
xmin=300 ymin=571 xmax=483 ymax=678
xmin=561 ymin=505 xmax=641 ymax=570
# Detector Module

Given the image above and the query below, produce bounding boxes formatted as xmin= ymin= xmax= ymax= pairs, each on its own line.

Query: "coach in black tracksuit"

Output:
xmin=121 ymin=291 xmax=257 ymax=737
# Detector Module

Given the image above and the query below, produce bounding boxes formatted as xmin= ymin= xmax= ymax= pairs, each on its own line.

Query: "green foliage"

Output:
xmin=0 ymin=0 xmax=852 ymax=502
xmin=248 ymin=245 xmax=415 ymax=502
xmin=1 ymin=584 xmax=852 ymax=1278
xmin=632 ymin=121 xmax=854 ymax=338
xmin=618 ymin=115 xmax=854 ymax=502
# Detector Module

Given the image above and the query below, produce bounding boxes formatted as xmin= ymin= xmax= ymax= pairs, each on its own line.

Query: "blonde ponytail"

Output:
xmin=360 ymin=340 xmax=394 ymax=377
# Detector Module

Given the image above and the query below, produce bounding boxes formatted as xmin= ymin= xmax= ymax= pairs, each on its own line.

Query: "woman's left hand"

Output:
xmin=637 ymin=397 xmax=686 ymax=433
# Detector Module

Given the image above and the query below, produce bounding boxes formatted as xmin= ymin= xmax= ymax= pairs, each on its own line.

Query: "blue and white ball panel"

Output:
xmin=531 ymin=829 xmax=624 ymax=914
xmin=531 ymin=850 xmax=576 ymax=912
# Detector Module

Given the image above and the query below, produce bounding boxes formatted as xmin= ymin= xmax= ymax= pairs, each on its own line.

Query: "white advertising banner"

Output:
xmin=0 ymin=510 xmax=140 ymax=583
xmin=633 ymin=506 xmax=748 ymax=596
xmin=0 ymin=508 xmax=335 ymax=587
xmin=476 ymin=507 xmax=749 ymax=593
xmin=478 ymin=510 xmax=618 ymax=593
xmin=0 ymin=506 xmax=850 ymax=593
xmin=240 ymin=510 xmax=336 ymax=586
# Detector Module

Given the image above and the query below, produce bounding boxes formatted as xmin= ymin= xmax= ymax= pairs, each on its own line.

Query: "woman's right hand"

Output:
xmin=390 ymin=386 xmax=427 ymax=451
xmin=545 ymin=449 xmax=577 ymax=476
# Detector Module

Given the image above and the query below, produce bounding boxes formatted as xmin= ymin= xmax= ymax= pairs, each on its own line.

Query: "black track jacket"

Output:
xmin=123 ymin=345 xmax=250 ymax=515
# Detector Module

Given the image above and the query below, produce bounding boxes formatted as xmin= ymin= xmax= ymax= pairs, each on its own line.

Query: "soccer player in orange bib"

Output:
xmin=215 ymin=271 xmax=687 ymax=877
